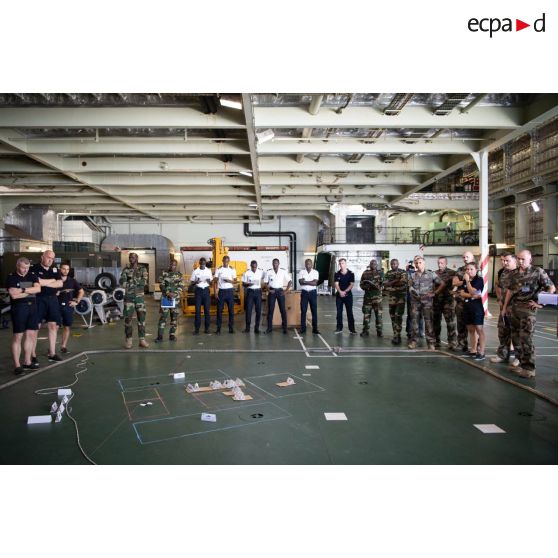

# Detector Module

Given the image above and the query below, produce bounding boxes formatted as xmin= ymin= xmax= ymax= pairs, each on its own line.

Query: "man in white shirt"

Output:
xmin=242 ymin=260 xmax=264 ymax=334
xmin=298 ymin=258 xmax=320 ymax=334
xmin=214 ymin=255 xmax=237 ymax=334
xmin=190 ymin=257 xmax=213 ymax=334
xmin=264 ymin=258 xmax=292 ymax=334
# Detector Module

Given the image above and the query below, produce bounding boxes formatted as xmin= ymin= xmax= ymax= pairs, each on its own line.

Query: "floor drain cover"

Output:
xmin=150 ymin=382 xmax=160 ymax=385
xmin=518 ymin=411 xmax=533 ymax=417
xmin=250 ymin=413 xmax=264 ymax=419
xmin=359 ymin=381 xmax=369 ymax=385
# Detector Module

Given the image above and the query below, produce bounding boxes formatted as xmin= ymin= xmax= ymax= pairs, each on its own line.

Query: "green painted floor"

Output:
xmin=0 ymin=296 xmax=557 ymax=464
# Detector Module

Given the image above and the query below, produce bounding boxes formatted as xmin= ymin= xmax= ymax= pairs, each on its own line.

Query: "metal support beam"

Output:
xmin=0 ymin=129 xmax=155 ymax=219
xmin=242 ymin=94 xmax=263 ymax=219
xmin=254 ymin=106 xmax=524 ymax=129
xmin=0 ymin=107 xmax=246 ymax=128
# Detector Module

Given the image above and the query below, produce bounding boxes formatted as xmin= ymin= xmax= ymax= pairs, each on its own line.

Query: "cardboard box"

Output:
xmin=262 ymin=290 xmax=301 ymax=327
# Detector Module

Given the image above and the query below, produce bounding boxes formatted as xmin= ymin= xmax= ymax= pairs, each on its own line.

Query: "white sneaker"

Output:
xmin=510 ymin=358 xmax=520 ymax=368
xmin=490 ymin=356 xmax=506 ymax=363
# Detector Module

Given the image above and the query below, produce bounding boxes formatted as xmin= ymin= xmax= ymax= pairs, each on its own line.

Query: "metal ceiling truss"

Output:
xmin=0 ymin=93 xmax=557 ymax=221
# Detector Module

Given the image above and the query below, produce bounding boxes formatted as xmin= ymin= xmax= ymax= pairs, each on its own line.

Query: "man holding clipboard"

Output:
xmin=155 ymin=259 xmax=185 ymax=342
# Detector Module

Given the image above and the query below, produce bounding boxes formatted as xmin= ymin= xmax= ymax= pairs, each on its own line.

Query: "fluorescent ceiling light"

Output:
xmin=388 ymin=214 xmax=396 ymax=221
xmin=256 ymin=129 xmax=275 ymax=144
xmin=531 ymin=201 xmax=540 ymax=212
xmin=239 ymin=171 xmax=253 ymax=177
xmin=219 ymin=97 xmax=242 ymax=110
xmin=418 ymin=211 xmax=426 ymax=216
xmin=248 ymin=203 xmax=259 ymax=208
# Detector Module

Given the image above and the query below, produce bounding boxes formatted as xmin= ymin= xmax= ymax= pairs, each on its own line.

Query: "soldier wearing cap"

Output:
xmin=502 ymin=250 xmax=555 ymax=378
xmin=119 ymin=252 xmax=149 ymax=349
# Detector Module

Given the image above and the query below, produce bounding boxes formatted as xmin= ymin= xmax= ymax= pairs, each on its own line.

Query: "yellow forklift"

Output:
xmin=181 ymin=237 xmax=247 ymax=316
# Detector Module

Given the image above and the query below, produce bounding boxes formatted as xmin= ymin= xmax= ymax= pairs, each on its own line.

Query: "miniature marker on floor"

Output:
xmin=474 ymin=424 xmax=506 ymax=434
xmin=302 ymin=373 xmax=312 ymax=377
xmin=305 ymin=365 xmax=319 ymax=370
xmin=172 ymin=372 xmax=186 ymax=379
xmin=324 ymin=412 xmax=348 ymax=421
xmin=27 ymin=415 xmax=52 ymax=424
xmin=201 ymin=413 xmax=217 ymax=422
xmin=276 ymin=377 xmax=296 ymax=387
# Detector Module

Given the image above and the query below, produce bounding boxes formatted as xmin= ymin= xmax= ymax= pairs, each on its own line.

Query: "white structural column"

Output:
xmin=473 ymin=151 xmax=490 ymax=316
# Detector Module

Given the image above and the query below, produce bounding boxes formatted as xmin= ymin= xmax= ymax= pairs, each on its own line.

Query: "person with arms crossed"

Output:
xmin=7 ymin=257 xmax=41 ymax=375
xmin=30 ymin=250 xmax=63 ymax=362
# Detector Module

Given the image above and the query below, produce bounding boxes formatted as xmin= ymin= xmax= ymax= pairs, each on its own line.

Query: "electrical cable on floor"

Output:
xmin=34 ymin=353 xmax=97 ymax=465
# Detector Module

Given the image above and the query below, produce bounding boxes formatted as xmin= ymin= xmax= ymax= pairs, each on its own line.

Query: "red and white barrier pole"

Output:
xmin=474 ymin=151 xmax=491 ymax=317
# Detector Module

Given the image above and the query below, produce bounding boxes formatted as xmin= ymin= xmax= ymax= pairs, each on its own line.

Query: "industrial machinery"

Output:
xmin=181 ymin=237 xmax=247 ymax=316
xmin=74 ymin=287 xmax=125 ymax=328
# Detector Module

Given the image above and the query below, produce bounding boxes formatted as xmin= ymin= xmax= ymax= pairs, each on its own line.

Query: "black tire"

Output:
xmin=94 ymin=272 xmax=117 ymax=291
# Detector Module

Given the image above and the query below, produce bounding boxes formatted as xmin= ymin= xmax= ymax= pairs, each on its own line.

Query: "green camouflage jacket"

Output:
xmin=360 ymin=268 xmax=384 ymax=299
xmin=509 ymin=266 xmax=554 ymax=304
xmin=119 ymin=265 xmax=148 ymax=299
xmin=158 ymin=270 xmax=185 ymax=297
xmin=384 ymin=268 xmax=408 ymax=296
xmin=434 ymin=268 xmax=456 ymax=298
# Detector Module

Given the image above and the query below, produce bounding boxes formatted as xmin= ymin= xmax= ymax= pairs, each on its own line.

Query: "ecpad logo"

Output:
xmin=468 ymin=13 xmax=546 ymax=37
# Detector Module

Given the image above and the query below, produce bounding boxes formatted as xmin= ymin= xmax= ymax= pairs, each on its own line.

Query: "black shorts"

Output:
xmin=11 ymin=301 xmax=39 ymax=334
xmin=36 ymin=296 xmax=62 ymax=325
xmin=59 ymin=304 xmax=74 ymax=327
xmin=463 ymin=301 xmax=484 ymax=326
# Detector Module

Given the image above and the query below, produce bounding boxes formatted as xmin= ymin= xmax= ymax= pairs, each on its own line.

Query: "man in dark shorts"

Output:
xmin=30 ymin=250 xmax=64 ymax=362
xmin=57 ymin=263 xmax=84 ymax=354
xmin=7 ymin=257 xmax=41 ymax=375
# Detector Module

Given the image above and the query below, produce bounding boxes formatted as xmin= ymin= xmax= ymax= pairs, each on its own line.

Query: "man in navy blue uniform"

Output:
xmin=30 ymin=250 xmax=64 ymax=362
xmin=6 ymin=257 xmax=41 ymax=375
xmin=57 ymin=263 xmax=84 ymax=354
xmin=334 ymin=258 xmax=356 ymax=334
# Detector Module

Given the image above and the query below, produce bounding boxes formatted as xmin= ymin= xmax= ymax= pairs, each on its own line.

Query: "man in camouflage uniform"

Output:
xmin=452 ymin=251 xmax=476 ymax=352
xmin=383 ymin=258 xmax=407 ymax=345
xmin=119 ymin=252 xmax=149 ymax=349
xmin=155 ymin=259 xmax=185 ymax=343
xmin=502 ymin=250 xmax=555 ymax=378
xmin=408 ymin=256 xmax=445 ymax=350
xmin=490 ymin=252 xmax=517 ymax=363
xmin=360 ymin=259 xmax=384 ymax=337
xmin=433 ymin=256 xmax=457 ymax=350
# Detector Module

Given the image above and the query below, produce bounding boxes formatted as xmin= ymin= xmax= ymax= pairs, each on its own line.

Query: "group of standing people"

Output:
xmin=8 ymin=248 xmax=555 ymax=382
xmin=7 ymin=250 xmax=84 ymax=375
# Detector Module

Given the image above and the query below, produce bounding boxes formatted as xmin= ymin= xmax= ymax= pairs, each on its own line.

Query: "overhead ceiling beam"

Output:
xmin=261 ymin=184 xmax=406 ymax=196
xmin=8 ymin=139 xmax=249 ymax=156
xmin=0 ymin=107 xmax=246 ymax=128
xmin=259 ymin=156 xmax=445 ymax=173
xmin=259 ymin=173 xmax=422 ymax=186
xmin=51 ymin=156 xmax=252 ymax=174
xmin=259 ymin=139 xmax=477 ymax=155
xmin=0 ymin=129 xmax=154 ymax=219
xmin=253 ymin=106 xmax=524 ymax=129
xmin=79 ymin=174 xmax=253 ymax=186
xmin=241 ymin=93 xmax=263 ymax=220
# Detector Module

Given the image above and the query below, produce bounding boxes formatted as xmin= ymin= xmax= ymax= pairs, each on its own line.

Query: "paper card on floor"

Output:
xmin=233 ymin=395 xmax=253 ymax=401
xmin=276 ymin=381 xmax=295 ymax=387
xmin=201 ymin=413 xmax=217 ymax=422
xmin=305 ymin=365 xmax=319 ymax=369
xmin=324 ymin=412 xmax=347 ymax=421
xmin=302 ymin=373 xmax=311 ymax=376
xmin=474 ymin=424 xmax=506 ymax=434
